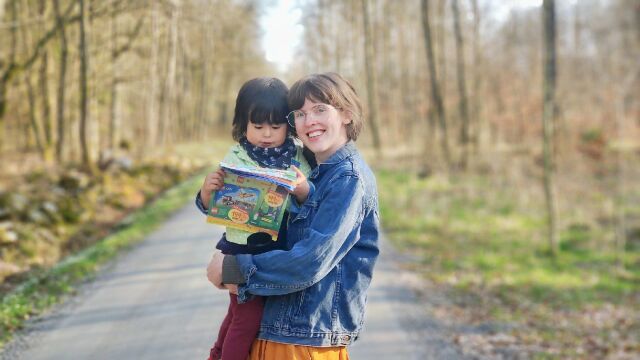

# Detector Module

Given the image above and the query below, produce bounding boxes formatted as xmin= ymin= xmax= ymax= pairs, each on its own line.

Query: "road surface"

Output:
xmin=1 ymin=205 xmax=462 ymax=360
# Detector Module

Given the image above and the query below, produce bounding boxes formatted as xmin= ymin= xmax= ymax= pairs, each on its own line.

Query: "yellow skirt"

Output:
xmin=247 ymin=339 xmax=349 ymax=360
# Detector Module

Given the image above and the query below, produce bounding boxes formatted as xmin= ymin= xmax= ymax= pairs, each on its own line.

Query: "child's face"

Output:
xmin=246 ymin=121 xmax=288 ymax=148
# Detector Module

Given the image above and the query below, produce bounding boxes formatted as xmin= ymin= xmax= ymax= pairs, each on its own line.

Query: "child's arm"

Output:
xmin=199 ymin=168 xmax=226 ymax=210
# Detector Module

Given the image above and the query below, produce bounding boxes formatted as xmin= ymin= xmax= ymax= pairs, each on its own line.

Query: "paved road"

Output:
xmin=2 ymin=205 xmax=462 ymax=360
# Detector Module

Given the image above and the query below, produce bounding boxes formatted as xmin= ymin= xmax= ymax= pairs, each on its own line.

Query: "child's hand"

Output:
xmin=291 ymin=165 xmax=306 ymax=186
xmin=225 ymin=284 xmax=238 ymax=295
xmin=200 ymin=169 xmax=226 ymax=208
xmin=290 ymin=166 xmax=310 ymax=204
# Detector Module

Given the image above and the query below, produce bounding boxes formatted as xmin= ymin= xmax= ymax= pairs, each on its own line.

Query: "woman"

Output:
xmin=208 ymin=72 xmax=380 ymax=359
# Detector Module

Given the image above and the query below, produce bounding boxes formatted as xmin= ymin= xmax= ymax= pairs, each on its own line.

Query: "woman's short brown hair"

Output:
xmin=288 ymin=73 xmax=364 ymax=141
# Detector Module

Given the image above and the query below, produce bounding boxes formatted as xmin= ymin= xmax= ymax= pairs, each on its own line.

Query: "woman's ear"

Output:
xmin=342 ymin=110 xmax=354 ymax=125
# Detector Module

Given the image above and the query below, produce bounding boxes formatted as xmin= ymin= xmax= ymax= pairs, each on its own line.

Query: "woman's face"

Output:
xmin=294 ymin=98 xmax=350 ymax=163
xmin=245 ymin=121 xmax=288 ymax=148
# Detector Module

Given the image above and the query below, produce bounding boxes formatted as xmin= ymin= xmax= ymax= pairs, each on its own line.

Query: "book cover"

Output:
xmin=206 ymin=163 xmax=294 ymax=240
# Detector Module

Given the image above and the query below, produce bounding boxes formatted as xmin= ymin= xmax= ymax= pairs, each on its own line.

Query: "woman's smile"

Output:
xmin=306 ymin=129 xmax=325 ymax=140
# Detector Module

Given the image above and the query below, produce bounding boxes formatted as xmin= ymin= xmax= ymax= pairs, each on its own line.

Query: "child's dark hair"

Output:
xmin=232 ymin=77 xmax=290 ymax=141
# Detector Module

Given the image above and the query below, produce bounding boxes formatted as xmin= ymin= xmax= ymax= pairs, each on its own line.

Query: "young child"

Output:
xmin=195 ymin=77 xmax=311 ymax=360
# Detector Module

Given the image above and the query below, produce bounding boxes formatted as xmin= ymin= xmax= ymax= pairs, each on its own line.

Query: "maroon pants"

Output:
xmin=208 ymin=293 xmax=264 ymax=360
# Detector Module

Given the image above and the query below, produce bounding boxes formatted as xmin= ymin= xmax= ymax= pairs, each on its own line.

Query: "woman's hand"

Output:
xmin=225 ymin=284 xmax=238 ymax=295
xmin=206 ymin=251 xmax=225 ymax=289
xmin=200 ymin=169 xmax=226 ymax=208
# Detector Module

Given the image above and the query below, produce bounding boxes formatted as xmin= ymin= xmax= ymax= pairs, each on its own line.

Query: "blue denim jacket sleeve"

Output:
xmin=235 ymin=173 xmax=365 ymax=298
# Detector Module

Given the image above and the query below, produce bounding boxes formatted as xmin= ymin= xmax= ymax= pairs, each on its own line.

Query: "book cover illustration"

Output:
xmin=206 ymin=163 xmax=296 ymax=240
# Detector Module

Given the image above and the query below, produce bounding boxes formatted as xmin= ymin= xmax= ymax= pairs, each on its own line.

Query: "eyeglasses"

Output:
xmin=286 ymin=104 xmax=337 ymax=127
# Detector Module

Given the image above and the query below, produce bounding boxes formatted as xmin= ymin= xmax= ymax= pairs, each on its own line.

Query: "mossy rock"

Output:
xmin=40 ymin=201 xmax=63 ymax=224
xmin=56 ymin=197 xmax=83 ymax=224
xmin=0 ymin=206 xmax=9 ymax=221
xmin=0 ymin=260 xmax=21 ymax=280
xmin=58 ymin=171 xmax=91 ymax=193
xmin=127 ymin=164 xmax=156 ymax=176
xmin=3 ymin=193 xmax=29 ymax=216
xmin=24 ymin=209 xmax=50 ymax=225
xmin=0 ymin=222 xmax=18 ymax=244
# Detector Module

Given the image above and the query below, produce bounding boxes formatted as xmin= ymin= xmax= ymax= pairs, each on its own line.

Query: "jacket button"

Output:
xmin=341 ymin=335 xmax=350 ymax=342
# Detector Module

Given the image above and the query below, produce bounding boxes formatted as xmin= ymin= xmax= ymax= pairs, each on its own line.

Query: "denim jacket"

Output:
xmin=232 ymin=142 xmax=380 ymax=347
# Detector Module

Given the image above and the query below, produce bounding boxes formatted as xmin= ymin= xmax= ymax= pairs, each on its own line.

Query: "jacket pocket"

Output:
xmin=289 ymin=289 xmax=306 ymax=318
xmin=286 ymin=289 xmax=306 ymax=323
xmin=290 ymin=200 xmax=318 ymax=223
xmin=277 ymin=290 xmax=306 ymax=332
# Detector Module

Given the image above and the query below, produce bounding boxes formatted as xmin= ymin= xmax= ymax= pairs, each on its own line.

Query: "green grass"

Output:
xmin=0 ymin=171 xmax=206 ymax=347
xmin=377 ymin=168 xmax=640 ymax=357
xmin=377 ymin=169 xmax=639 ymax=306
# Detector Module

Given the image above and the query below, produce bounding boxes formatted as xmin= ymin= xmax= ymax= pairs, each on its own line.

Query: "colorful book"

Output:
xmin=206 ymin=163 xmax=297 ymax=240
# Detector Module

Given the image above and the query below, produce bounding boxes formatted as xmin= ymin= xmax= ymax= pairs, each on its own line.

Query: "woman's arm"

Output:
xmin=231 ymin=173 xmax=367 ymax=297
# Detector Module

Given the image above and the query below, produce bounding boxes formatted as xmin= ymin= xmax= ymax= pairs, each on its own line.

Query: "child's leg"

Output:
xmin=209 ymin=293 xmax=236 ymax=360
xmin=220 ymin=295 xmax=264 ymax=360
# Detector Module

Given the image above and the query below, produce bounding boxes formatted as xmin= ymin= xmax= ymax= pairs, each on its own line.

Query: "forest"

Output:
xmin=0 ymin=0 xmax=638 ymax=358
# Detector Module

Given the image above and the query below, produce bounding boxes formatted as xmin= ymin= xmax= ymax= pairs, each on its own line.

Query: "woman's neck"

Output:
xmin=315 ymin=140 xmax=348 ymax=164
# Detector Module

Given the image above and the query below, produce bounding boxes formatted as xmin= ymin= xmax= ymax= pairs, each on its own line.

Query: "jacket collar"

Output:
xmin=310 ymin=141 xmax=357 ymax=180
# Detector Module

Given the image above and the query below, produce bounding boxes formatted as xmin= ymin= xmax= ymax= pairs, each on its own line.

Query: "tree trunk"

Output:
xmin=161 ymin=1 xmax=179 ymax=146
xmin=0 ymin=0 xmax=19 ymax=154
xmin=38 ymin=52 xmax=54 ymax=163
xmin=316 ymin=0 xmax=329 ymax=68
xmin=333 ymin=1 xmax=342 ymax=73
xmin=78 ymin=0 xmax=92 ymax=170
xmin=217 ymin=70 xmax=233 ymax=128
xmin=53 ymin=0 xmax=67 ymax=162
xmin=196 ymin=7 xmax=212 ymax=141
xmin=614 ymin=90 xmax=627 ymax=270
xmin=470 ymin=0 xmax=482 ymax=151
xmin=421 ymin=0 xmax=451 ymax=168
xmin=613 ymin=64 xmax=639 ymax=268
xmin=360 ymin=0 xmax=382 ymax=154
xmin=37 ymin=0 xmax=53 ymax=155
xmin=397 ymin=5 xmax=413 ymax=142
xmin=436 ymin=0 xmax=447 ymax=96
xmin=380 ymin=0 xmax=395 ymax=142
xmin=451 ymin=0 xmax=470 ymax=169
xmin=147 ymin=1 xmax=160 ymax=148
xmin=19 ymin=0 xmax=47 ymax=157
xmin=0 ymin=0 xmax=6 ymax=21
xmin=542 ymin=0 xmax=558 ymax=256
xmin=24 ymin=73 xmax=44 ymax=154
xmin=109 ymin=0 xmax=119 ymax=150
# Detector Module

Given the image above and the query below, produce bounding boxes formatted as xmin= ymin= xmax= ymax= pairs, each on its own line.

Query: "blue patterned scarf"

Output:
xmin=240 ymin=137 xmax=296 ymax=170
